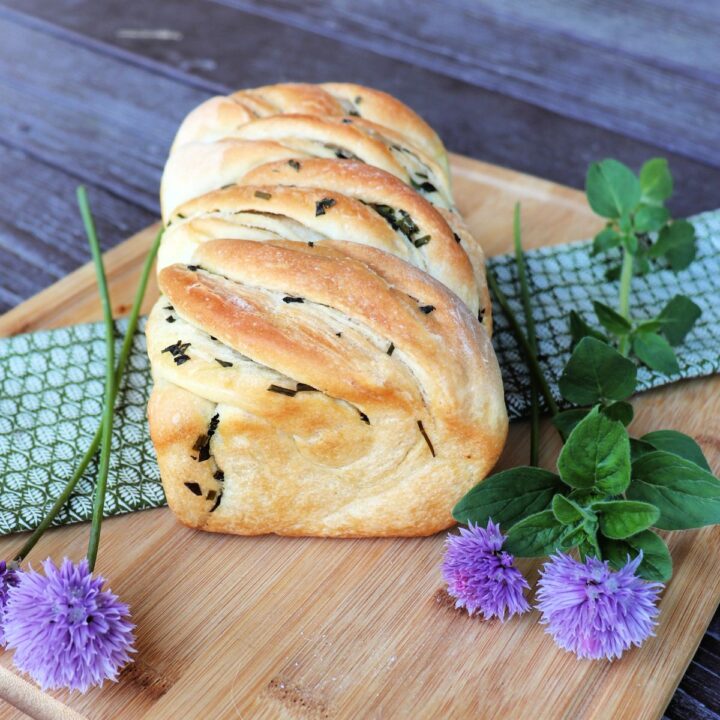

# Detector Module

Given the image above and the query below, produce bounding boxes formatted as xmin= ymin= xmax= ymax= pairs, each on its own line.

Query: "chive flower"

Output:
xmin=441 ymin=520 xmax=530 ymax=621
xmin=0 ymin=560 xmax=19 ymax=645
xmin=535 ymin=552 xmax=663 ymax=660
xmin=4 ymin=558 xmax=135 ymax=692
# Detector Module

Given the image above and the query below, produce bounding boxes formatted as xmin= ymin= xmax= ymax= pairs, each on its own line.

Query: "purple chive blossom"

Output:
xmin=442 ymin=520 xmax=530 ymax=621
xmin=536 ymin=552 xmax=663 ymax=661
xmin=4 ymin=558 xmax=135 ymax=692
xmin=0 ymin=561 xmax=19 ymax=645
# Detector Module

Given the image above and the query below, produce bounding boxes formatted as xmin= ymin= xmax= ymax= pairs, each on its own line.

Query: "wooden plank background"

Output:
xmin=0 ymin=2 xmax=718 ymax=717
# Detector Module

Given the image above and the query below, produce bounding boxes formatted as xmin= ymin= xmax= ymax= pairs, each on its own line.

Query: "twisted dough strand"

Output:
xmin=148 ymin=83 xmax=507 ymax=536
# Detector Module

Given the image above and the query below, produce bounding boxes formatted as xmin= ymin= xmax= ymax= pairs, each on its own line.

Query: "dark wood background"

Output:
xmin=0 ymin=2 xmax=718 ymax=716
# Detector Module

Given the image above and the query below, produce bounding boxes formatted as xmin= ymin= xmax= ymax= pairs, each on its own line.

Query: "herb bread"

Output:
xmin=147 ymin=83 xmax=507 ymax=536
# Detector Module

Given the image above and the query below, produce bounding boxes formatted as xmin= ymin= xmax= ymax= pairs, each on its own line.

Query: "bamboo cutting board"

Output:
xmin=0 ymin=155 xmax=718 ymax=720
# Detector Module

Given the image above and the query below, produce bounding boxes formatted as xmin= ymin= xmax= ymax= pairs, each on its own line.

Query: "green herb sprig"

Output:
xmin=455 ymin=158 xmax=720 ymax=582
xmin=78 ymin=187 xmax=117 ymax=571
xmin=581 ymin=158 xmax=701 ymax=372
xmin=12 ymin=196 xmax=163 ymax=565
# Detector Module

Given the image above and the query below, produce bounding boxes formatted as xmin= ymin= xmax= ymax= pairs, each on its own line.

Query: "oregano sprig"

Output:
xmin=455 ymin=157 xmax=720 ymax=583
xmin=583 ymin=158 xmax=701 ymax=372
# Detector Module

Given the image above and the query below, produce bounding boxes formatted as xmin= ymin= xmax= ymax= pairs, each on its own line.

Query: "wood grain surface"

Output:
xmin=0 ymin=156 xmax=718 ymax=720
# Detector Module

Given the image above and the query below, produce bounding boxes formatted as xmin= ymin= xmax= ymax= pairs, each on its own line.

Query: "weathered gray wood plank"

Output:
xmin=1 ymin=2 xmax=718 ymax=218
xmin=463 ymin=0 xmax=720 ymax=79
xmin=0 ymin=16 xmax=206 ymax=211
xmin=0 ymin=144 xmax=154 ymax=312
xmin=210 ymin=0 xmax=720 ymax=164
xmin=666 ymin=688 xmax=720 ymax=720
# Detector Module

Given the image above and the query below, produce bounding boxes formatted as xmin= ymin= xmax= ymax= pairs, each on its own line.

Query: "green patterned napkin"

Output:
xmin=493 ymin=209 xmax=720 ymax=418
xmin=0 ymin=320 xmax=162 ymax=534
xmin=1 ymin=210 xmax=719 ymax=536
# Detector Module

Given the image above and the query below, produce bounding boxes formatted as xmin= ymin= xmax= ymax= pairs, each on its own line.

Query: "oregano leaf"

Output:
xmin=633 ymin=204 xmax=669 ymax=233
xmin=593 ymin=301 xmax=632 ymax=335
xmin=452 ymin=467 xmax=565 ymax=529
xmin=592 ymin=227 xmax=622 ymax=255
xmin=630 ymin=438 xmax=656 ymax=463
xmin=634 ymin=252 xmax=651 ymax=275
xmin=558 ymin=337 xmax=637 ymax=405
xmin=627 ymin=451 xmax=720 ymax=529
xmin=599 ymin=530 xmax=672 ymax=582
xmin=619 ymin=212 xmax=633 ymax=234
xmin=504 ymin=510 xmax=568 ymax=557
xmin=635 ymin=318 xmax=666 ymax=334
xmin=558 ymin=522 xmax=587 ymax=551
xmin=585 ymin=159 xmax=641 ymax=218
xmin=632 ymin=331 xmax=680 ymax=375
xmin=649 ymin=220 xmax=696 ymax=270
xmin=557 ymin=406 xmax=631 ymax=494
xmin=623 ymin=232 xmax=639 ymax=255
xmin=577 ymin=528 xmax=603 ymax=561
xmin=601 ymin=400 xmax=633 ymax=426
xmin=552 ymin=494 xmax=590 ymax=525
xmin=641 ymin=430 xmax=711 ymax=472
xmin=658 ymin=295 xmax=702 ymax=346
xmin=567 ymin=488 xmax=605 ymax=505
xmin=568 ymin=311 xmax=607 ymax=348
xmin=593 ymin=500 xmax=660 ymax=539
xmin=552 ymin=407 xmax=591 ymax=441
xmin=639 ymin=158 xmax=673 ymax=205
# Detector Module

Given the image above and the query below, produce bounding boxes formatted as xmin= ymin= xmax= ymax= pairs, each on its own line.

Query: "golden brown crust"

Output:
xmin=149 ymin=81 xmax=507 ymax=537
xmin=173 ymin=82 xmax=447 ymax=170
xmin=320 ymin=83 xmax=448 ymax=173
xmin=160 ymin=161 xmax=488 ymax=322
xmin=169 ymin=83 xmax=451 ymax=201
xmin=148 ymin=241 xmax=507 ymax=536
xmin=160 ymin=139 xmax=308 ymax=222
xmin=164 ymin=183 xmax=411 ymax=261
xmin=239 ymin=158 xmax=488 ymax=329
xmin=170 ymin=96 xmax=256 ymax=151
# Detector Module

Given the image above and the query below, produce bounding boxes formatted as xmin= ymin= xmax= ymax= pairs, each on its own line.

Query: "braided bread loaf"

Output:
xmin=147 ymin=83 xmax=507 ymax=537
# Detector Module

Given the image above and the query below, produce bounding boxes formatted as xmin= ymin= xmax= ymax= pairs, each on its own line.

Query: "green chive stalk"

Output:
xmin=511 ymin=204 xmax=541 ymax=465
xmin=617 ymin=249 xmax=634 ymax=356
xmin=486 ymin=269 xmax=558 ymax=417
xmin=12 ymin=207 xmax=163 ymax=565
xmin=78 ymin=187 xmax=116 ymax=571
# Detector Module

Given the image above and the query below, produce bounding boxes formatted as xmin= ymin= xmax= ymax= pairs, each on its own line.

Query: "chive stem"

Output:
xmin=487 ymin=268 xmax=559 ymax=417
xmin=78 ymin=187 xmax=115 ymax=571
xmin=512 ymin=204 xmax=541 ymax=465
xmin=617 ymin=249 xmax=634 ymax=356
xmin=12 ymin=216 xmax=163 ymax=565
